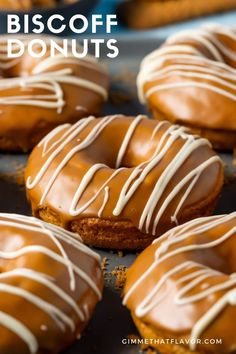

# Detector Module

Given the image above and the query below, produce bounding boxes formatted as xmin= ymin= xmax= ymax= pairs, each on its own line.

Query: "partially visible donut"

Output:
xmin=0 ymin=213 xmax=103 ymax=354
xmin=0 ymin=0 xmax=33 ymax=9
xmin=25 ymin=114 xmax=223 ymax=250
xmin=117 ymin=0 xmax=236 ymax=30
xmin=123 ymin=212 xmax=236 ymax=354
xmin=0 ymin=35 xmax=108 ymax=151
xmin=138 ymin=24 xmax=236 ymax=150
xmin=0 ymin=0 xmax=56 ymax=9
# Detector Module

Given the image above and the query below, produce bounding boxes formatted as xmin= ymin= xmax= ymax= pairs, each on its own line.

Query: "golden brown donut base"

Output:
xmin=151 ymin=108 xmax=236 ymax=150
xmin=132 ymin=313 xmax=201 ymax=354
xmin=0 ymin=104 xmax=105 ymax=152
xmin=0 ymin=137 xmax=24 ymax=152
xmin=186 ymin=125 xmax=236 ymax=151
xmin=0 ymin=126 xmax=56 ymax=152
xmin=0 ymin=40 xmax=108 ymax=153
xmin=0 ymin=213 xmax=103 ymax=354
xmin=34 ymin=185 xmax=221 ymax=250
xmin=0 ymin=108 xmax=102 ymax=152
xmin=117 ymin=0 xmax=236 ymax=30
xmin=0 ymin=121 xmax=54 ymax=152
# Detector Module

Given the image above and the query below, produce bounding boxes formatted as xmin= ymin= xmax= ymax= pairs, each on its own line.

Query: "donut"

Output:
xmin=0 ymin=0 xmax=56 ymax=9
xmin=123 ymin=212 xmax=236 ymax=354
xmin=117 ymin=0 xmax=236 ymax=30
xmin=25 ymin=114 xmax=223 ymax=250
xmin=137 ymin=24 xmax=236 ymax=150
xmin=0 ymin=213 xmax=103 ymax=354
xmin=0 ymin=0 xmax=33 ymax=9
xmin=0 ymin=35 xmax=108 ymax=151
xmin=32 ymin=0 xmax=56 ymax=8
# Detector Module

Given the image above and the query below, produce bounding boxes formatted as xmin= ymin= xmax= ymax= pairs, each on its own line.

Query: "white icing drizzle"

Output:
xmin=150 ymin=120 xmax=167 ymax=140
xmin=154 ymin=155 xmax=220 ymax=228
xmin=0 ymin=72 xmax=107 ymax=113
xmin=31 ymin=54 xmax=104 ymax=76
xmin=40 ymin=325 xmax=47 ymax=331
xmin=38 ymin=123 xmax=71 ymax=158
xmin=0 ymin=35 xmax=107 ymax=113
xmin=0 ymin=269 xmax=84 ymax=320
xmin=113 ymin=125 xmax=215 ymax=235
xmin=82 ymin=303 xmax=90 ymax=321
xmin=123 ymin=213 xmax=236 ymax=351
xmin=0 ymin=213 xmax=101 ymax=353
xmin=98 ymin=186 xmax=110 ymax=218
xmin=0 ymin=283 xmax=75 ymax=331
xmin=0 ymin=244 xmax=101 ymax=298
xmin=146 ymin=81 xmax=236 ymax=103
xmin=168 ymin=26 xmax=236 ymax=61
xmin=167 ymin=29 xmax=225 ymax=61
xmin=26 ymin=117 xmax=96 ymax=190
xmin=38 ymin=115 xmax=117 ymax=206
xmin=70 ymin=168 xmax=123 ymax=217
xmin=115 ymin=115 xmax=145 ymax=168
xmin=26 ymin=115 xmax=221 ymax=235
xmin=0 ymin=311 xmax=38 ymax=354
xmin=190 ymin=288 xmax=236 ymax=350
xmin=138 ymin=24 xmax=236 ymax=104
xmin=76 ymin=105 xmax=88 ymax=113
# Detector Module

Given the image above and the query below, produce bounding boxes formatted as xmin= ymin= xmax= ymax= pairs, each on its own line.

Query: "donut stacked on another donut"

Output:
xmin=25 ymin=115 xmax=223 ymax=250
xmin=123 ymin=212 xmax=236 ymax=354
xmin=0 ymin=213 xmax=103 ymax=354
xmin=0 ymin=36 xmax=108 ymax=151
xmin=138 ymin=24 xmax=236 ymax=149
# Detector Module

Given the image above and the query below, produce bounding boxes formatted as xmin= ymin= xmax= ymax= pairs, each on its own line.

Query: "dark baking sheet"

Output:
xmin=0 ymin=36 xmax=235 ymax=354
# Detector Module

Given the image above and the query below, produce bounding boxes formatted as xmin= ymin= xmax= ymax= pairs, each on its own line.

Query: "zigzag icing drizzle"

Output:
xmin=123 ymin=213 xmax=236 ymax=350
xmin=138 ymin=24 xmax=236 ymax=104
xmin=0 ymin=36 xmax=107 ymax=113
xmin=0 ymin=213 xmax=101 ymax=354
xmin=26 ymin=115 xmax=221 ymax=235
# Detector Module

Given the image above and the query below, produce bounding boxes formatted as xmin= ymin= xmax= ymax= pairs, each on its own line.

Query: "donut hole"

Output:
xmin=83 ymin=118 xmax=161 ymax=170
xmin=85 ymin=143 xmax=151 ymax=170
xmin=193 ymin=231 xmax=236 ymax=276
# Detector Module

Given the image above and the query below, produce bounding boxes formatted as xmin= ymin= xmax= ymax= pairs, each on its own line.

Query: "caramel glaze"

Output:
xmin=0 ymin=35 xmax=108 ymax=151
xmin=138 ymin=24 xmax=236 ymax=149
xmin=0 ymin=213 xmax=103 ymax=354
xmin=0 ymin=0 xmax=56 ymax=9
xmin=25 ymin=115 xmax=223 ymax=250
xmin=123 ymin=213 xmax=236 ymax=354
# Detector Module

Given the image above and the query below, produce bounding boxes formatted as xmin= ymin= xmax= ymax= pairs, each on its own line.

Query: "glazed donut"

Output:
xmin=138 ymin=24 xmax=236 ymax=150
xmin=123 ymin=212 xmax=236 ymax=354
xmin=0 ymin=0 xmax=56 ymax=9
xmin=117 ymin=0 xmax=236 ymax=30
xmin=25 ymin=114 xmax=223 ymax=250
xmin=0 ymin=213 xmax=103 ymax=354
xmin=0 ymin=0 xmax=32 ymax=9
xmin=0 ymin=35 xmax=108 ymax=151
xmin=31 ymin=0 xmax=56 ymax=8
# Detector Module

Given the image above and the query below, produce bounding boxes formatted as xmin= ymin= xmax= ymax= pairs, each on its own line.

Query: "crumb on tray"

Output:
xmin=112 ymin=265 xmax=127 ymax=289
xmin=0 ymin=163 xmax=25 ymax=186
